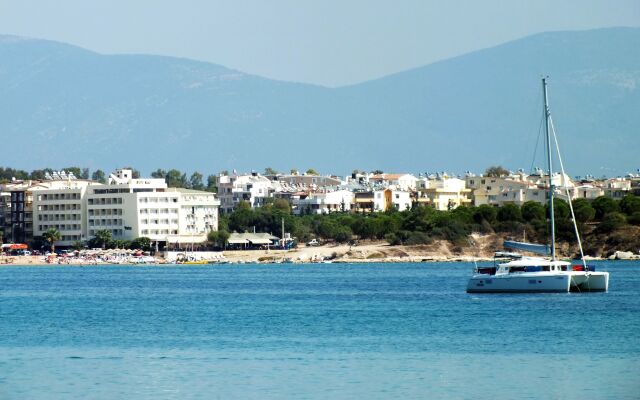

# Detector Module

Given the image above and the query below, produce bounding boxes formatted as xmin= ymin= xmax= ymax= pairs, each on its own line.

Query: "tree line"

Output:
xmin=35 ymin=228 xmax=152 ymax=253
xmin=216 ymin=195 xmax=640 ymax=254
xmin=19 ymin=194 xmax=640 ymax=256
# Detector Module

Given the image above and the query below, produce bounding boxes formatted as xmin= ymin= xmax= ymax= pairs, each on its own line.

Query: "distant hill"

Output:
xmin=0 ymin=28 xmax=638 ymax=176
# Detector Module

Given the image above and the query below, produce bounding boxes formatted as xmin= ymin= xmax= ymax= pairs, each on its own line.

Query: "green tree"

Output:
xmin=151 ymin=169 xmax=167 ymax=179
xmin=521 ymin=201 xmax=545 ymax=222
xmin=80 ymin=168 xmax=90 ymax=179
xmin=92 ymin=229 xmax=113 ymax=249
xmin=91 ymin=169 xmax=107 ymax=183
xmin=572 ymin=199 xmax=596 ymax=223
xmin=165 ymin=169 xmax=188 ymax=188
xmin=64 ymin=167 xmax=82 ymax=178
xmin=305 ymin=168 xmax=319 ymax=175
xmin=205 ymin=175 xmax=217 ymax=193
xmin=597 ymin=212 xmax=626 ymax=233
xmin=473 ymin=204 xmax=498 ymax=224
xmin=484 ymin=166 xmax=510 ymax=177
xmin=497 ymin=204 xmax=522 ymax=222
xmin=592 ymin=196 xmax=620 ymax=220
xmin=236 ymin=200 xmax=251 ymax=211
xmin=207 ymin=230 xmax=230 ymax=249
xmin=130 ymin=237 xmax=152 ymax=251
xmin=42 ymin=228 xmax=61 ymax=253
xmin=273 ymin=199 xmax=291 ymax=213
xmin=620 ymin=195 xmax=640 ymax=215
xmin=333 ymin=226 xmax=353 ymax=243
xmin=30 ymin=169 xmax=51 ymax=180
xmin=189 ymin=172 xmax=205 ymax=190
xmin=112 ymin=239 xmax=131 ymax=249
xmin=549 ymin=199 xmax=570 ymax=221
xmin=264 ymin=167 xmax=278 ymax=175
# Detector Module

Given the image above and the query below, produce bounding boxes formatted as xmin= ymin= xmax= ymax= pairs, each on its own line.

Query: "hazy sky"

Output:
xmin=1 ymin=0 xmax=638 ymax=86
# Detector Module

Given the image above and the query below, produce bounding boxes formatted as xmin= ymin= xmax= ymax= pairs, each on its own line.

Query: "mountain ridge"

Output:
xmin=0 ymin=27 xmax=638 ymax=176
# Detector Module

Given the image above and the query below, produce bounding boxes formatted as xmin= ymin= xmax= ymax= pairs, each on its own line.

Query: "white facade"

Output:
xmin=370 ymin=173 xmax=417 ymax=191
xmin=571 ymin=184 xmax=604 ymax=200
xmin=293 ymin=190 xmax=354 ymax=215
xmin=352 ymin=189 xmax=412 ymax=213
xmin=218 ymin=174 xmax=273 ymax=213
xmin=86 ymin=169 xmax=220 ymax=245
xmin=603 ymin=178 xmax=631 ymax=199
xmin=32 ymin=180 xmax=96 ymax=246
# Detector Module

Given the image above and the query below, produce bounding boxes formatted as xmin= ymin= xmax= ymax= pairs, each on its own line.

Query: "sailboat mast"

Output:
xmin=543 ymin=77 xmax=556 ymax=260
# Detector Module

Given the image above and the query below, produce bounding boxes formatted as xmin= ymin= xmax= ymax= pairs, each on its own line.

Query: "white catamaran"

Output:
xmin=467 ymin=78 xmax=609 ymax=293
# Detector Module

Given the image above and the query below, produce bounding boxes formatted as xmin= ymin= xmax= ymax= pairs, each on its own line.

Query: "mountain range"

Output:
xmin=0 ymin=27 xmax=638 ymax=176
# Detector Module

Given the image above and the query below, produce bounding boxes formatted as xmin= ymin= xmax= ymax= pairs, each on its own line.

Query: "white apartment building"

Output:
xmin=603 ymin=178 xmax=631 ymax=199
xmin=369 ymin=173 xmax=418 ymax=191
xmin=86 ymin=169 xmax=219 ymax=247
xmin=353 ymin=189 xmax=412 ymax=213
xmin=32 ymin=180 xmax=96 ymax=246
xmin=217 ymin=173 xmax=273 ymax=213
xmin=571 ymin=184 xmax=604 ymax=200
xmin=293 ymin=190 xmax=354 ymax=215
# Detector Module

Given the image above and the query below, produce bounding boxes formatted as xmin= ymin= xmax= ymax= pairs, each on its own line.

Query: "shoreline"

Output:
xmin=2 ymin=238 xmax=626 ymax=266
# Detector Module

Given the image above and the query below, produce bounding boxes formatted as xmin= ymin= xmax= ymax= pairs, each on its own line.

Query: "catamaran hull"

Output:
xmin=569 ymin=271 xmax=609 ymax=292
xmin=467 ymin=274 xmax=571 ymax=293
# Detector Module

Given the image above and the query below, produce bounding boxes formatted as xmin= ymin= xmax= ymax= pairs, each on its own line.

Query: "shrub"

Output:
xmin=473 ymin=205 xmax=497 ymax=224
xmin=385 ymin=233 xmax=402 ymax=246
xmin=521 ymin=201 xmax=545 ymax=222
xmin=627 ymin=212 xmax=640 ymax=225
xmin=497 ymin=204 xmax=522 ymax=222
xmin=572 ymin=199 xmax=596 ymax=223
xmin=405 ymin=231 xmax=433 ymax=245
xmin=597 ymin=212 xmax=626 ymax=233
xmin=592 ymin=196 xmax=620 ymax=220
xmin=620 ymin=195 xmax=640 ymax=215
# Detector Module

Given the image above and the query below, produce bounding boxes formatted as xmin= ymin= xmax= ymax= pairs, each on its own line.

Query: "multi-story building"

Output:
xmin=32 ymin=180 xmax=96 ymax=246
xmin=292 ymin=190 xmax=354 ymax=215
xmin=417 ymin=176 xmax=471 ymax=210
xmin=86 ymin=169 xmax=220 ymax=248
xmin=369 ymin=173 xmax=418 ymax=191
xmin=353 ymin=189 xmax=412 ymax=213
xmin=1 ymin=173 xmax=95 ymax=244
xmin=603 ymin=178 xmax=631 ymax=199
xmin=465 ymin=171 xmax=574 ymax=207
xmin=217 ymin=173 xmax=273 ymax=213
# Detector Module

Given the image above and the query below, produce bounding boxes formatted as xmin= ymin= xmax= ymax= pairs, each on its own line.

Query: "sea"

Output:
xmin=1 ymin=261 xmax=638 ymax=399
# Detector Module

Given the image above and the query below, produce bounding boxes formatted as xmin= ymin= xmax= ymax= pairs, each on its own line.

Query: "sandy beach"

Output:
xmin=0 ymin=235 xmax=504 ymax=266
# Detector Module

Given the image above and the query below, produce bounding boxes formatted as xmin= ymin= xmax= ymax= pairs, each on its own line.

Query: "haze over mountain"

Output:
xmin=0 ymin=27 xmax=638 ymax=176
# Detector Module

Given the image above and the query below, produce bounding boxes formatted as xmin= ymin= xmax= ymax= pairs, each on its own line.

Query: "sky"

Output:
xmin=0 ymin=0 xmax=639 ymax=87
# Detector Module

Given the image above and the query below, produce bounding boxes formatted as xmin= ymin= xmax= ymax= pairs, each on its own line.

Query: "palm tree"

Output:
xmin=94 ymin=229 xmax=112 ymax=249
xmin=42 ymin=228 xmax=61 ymax=254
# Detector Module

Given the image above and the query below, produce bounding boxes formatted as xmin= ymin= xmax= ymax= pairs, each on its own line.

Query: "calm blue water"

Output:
xmin=1 ymin=261 xmax=639 ymax=399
